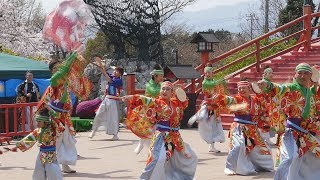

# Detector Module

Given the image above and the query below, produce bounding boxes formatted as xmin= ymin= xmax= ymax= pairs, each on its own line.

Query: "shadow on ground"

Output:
xmin=0 ymin=166 xmax=33 ymax=171
xmin=90 ymin=142 xmax=135 ymax=150
xmin=63 ymin=169 xmax=135 ymax=179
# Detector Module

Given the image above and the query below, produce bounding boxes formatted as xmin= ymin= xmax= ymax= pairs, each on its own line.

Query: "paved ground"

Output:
xmin=0 ymin=128 xmax=276 ymax=180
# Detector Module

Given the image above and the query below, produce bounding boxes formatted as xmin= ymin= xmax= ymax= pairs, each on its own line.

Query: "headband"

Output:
xmin=296 ymin=63 xmax=312 ymax=73
xmin=204 ymin=67 xmax=214 ymax=73
xmin=237 ymin=81 xmax=250 ymax=87
xmin=35 ymin=114 xmax=50 ymax=122
xmin=161 ymin=81 xmax=173 ymax=89
xmin=263 ymin=67 xmax=273 ymax=77
xmin=150 ymin=69 xmax=164 ymax=75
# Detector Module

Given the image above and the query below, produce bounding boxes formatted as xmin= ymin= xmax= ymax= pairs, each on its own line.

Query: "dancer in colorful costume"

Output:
xmin=134 ymin=64 xmax=164 ymax=154
xmin=255 ymin=66 xmax=286 ymax=166
xmin=89 ymin=57 xmax=124 ymax=140
xmin=124 ymin=81 xmax=197 ymax=180
xmin=208 ymin=79 xmax=273 ymax=175
xmin=38 ymin=52 xmax=91 ymax=173
xmin=6 ymin=108 xmax=63 ymax=180
xmin=193 ymin=63 xmax=226 ymax=153
xmin=256 ymin=66 xmax=274 ymax=145
xmin=258 ymin=63 xmax=320 ymax=180
xmin=41 ymin=0 xmax=92 ymax=173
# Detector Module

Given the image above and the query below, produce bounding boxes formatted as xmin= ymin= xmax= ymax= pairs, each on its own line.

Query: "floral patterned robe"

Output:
xmin=269 ymin=80 xmax=320 ymax=180
xmin=126 ymin=95 xmax=188 ymax=156
xmin=265 ymin=80 xmax=320 ymax=158
xmin=39 ymin=52 xmax=92 ymax=135
xmin=126 ymin=95 xmax=198 ymax=179
xmin=16 ymin=122 xmax=58 ymax=164
xmin=208 ymin=93 xmax=271 ymax=155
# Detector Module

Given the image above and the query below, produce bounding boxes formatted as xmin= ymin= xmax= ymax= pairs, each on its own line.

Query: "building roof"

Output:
xmin=164 ymin=65 xmax=201 ymax=79
xmin=190 ymin=32 xmax=220 ymax=43
xmin=0 ymin=53 xmax=51 ymax=80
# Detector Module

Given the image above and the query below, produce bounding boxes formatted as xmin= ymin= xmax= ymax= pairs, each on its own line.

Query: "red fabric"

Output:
xmin=43 ymin=0 xmax=89 ymax=51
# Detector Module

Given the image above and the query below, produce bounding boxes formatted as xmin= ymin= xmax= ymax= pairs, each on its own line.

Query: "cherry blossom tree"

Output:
xmin=0 ymin=0 xmax=51 ymax=59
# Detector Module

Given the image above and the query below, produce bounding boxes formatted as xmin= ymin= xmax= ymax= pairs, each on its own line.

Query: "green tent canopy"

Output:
xmin=0 ymin=53 xmax=51 ymax=80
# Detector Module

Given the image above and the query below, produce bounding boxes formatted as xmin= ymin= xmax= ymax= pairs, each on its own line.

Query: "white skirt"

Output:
xmin=225 ymin=124 xmax=274 ymax=175
xmin=92 ymin=97 xmax=119 ymax=135
xmin=198 ymin=115 xmax=225 ymax=144
xmin=56 ymin=125 xmax=77 ymax=165
xmin=32 ymin=152 xmax=62 ymax=180
xmin=140 ymin=134 xmax=197 ymax=180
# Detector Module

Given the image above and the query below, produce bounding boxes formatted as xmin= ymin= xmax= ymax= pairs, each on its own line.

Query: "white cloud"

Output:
xmin=184 ymin=0 xmax=251 ymax=12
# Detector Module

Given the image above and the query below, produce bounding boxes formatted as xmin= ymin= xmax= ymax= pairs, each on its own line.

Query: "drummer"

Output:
xmin=207 ymin=78 xmax=274 ymax=175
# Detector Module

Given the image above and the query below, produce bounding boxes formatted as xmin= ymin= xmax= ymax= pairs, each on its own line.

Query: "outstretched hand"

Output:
xmin=122 ymin=95 xmax=134 ymax=103
xmin=94 ymin=57 xmax=104 ymax=69
xmin=3 ymin=147 xmax=17 ymax=152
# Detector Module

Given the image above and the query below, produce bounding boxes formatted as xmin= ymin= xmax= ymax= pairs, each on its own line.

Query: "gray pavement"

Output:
xmin=0 ymin=128 xmax=275 ymax=180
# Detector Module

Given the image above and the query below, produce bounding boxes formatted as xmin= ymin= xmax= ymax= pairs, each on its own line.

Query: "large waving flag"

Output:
xmin=43 ymin=0 xmax=90 ymax=52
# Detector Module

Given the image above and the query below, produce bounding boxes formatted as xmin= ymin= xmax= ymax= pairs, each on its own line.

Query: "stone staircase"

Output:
xmin=208 ymin=43 xmax=320 ymax=129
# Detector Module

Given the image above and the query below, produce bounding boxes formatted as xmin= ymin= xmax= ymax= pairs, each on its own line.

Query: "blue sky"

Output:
xmin=38 ymin=0 xmax=261 ymax=33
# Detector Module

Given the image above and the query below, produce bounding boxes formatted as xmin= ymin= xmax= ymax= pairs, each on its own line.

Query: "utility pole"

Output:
xmin=246 ymin=13 xmax=257 ymax=40
xmin=172 ymin=49 xmax=178 ymax=64
xmin=264 ymin=0 xmax=269 ymax=33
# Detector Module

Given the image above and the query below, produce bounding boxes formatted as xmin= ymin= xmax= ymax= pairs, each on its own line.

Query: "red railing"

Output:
xmin=0 ymin=102 xmax=37 ymax=137
xmin=183 ymin=5 xmax=320 ymax=94
xmin=126 ymin=6 xmax=320 ymax=96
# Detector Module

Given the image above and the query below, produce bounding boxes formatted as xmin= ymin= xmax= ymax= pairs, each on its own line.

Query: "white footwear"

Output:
xmin=111 ymin=135 xmax=119 ymax=141
xmin=88 ymin=131 xmax=95 ymax=139
xmin=209 ymin=143 xmax=221 ymax=153
xmin=224 ymin=168 xmax=236 ymax=175
xmin=62 ymin=165 xmax=76 ymax=173
xmin=134 ymin=142 xmax=144 ymax=154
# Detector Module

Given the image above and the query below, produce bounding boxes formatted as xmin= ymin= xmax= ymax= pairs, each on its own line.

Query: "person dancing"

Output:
xmin=258 ymin=63 xmax=320 ymax=180
xmin=6 ymin=108 xmax=63 ymax=180
xmin=195 ymin=63 xmax=226 ymax=153
xmin=134 ymin=64 xmax=164 ymax=154
xmin=88 ymin=57 xmax=124 ymax=140
xmin=124 ymin=81 xmax=197 ymax=180
xmin=208 ymin=79 xmax=274 ymax=175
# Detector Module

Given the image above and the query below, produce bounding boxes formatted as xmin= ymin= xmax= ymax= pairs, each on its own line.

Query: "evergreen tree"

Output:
xmin=278 ymin=0 xmax=314 ymax=36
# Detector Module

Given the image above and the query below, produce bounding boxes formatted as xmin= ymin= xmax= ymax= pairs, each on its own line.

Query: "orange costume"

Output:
xmin=126 ymin=88 xmax=197 ymax=179
xmin=207 ymin=81 xmax=274 ymax=175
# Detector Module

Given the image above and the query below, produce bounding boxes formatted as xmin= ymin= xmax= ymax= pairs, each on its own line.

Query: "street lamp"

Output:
xmin=190 ymin=32 xmax=220 ymax=65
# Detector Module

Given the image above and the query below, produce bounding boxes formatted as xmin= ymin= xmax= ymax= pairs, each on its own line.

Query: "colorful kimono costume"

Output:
xmin=16 ymin=123 xmax=62 ymax=180
xmin=256 ymin=78 xmax=273 ymax=141
xmin=91 ymin=73 xmax=123 ymax=136
xmin=197 ymin=77 xmax=226 ymax=145
xmin=259 ymin=78 xmax=286 ymax=166
xmin=267 ymin=80 xmax=320 ymax=180
xmin=135 ymin=79 xmax=162 ymax=153
xmin=145 ymin=79 xmax=161 ymax=98
xmin=126 ymin=95 xmax=197 ymax=180
xmin=209 ymin=93 xmax=274 ymax=175
xmin=42 ymin=52 xmax=92 ymax=166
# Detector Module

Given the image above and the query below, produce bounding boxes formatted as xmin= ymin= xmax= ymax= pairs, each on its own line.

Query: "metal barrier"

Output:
xmin=0 ymin=102 xmax=38 ymax=137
